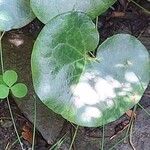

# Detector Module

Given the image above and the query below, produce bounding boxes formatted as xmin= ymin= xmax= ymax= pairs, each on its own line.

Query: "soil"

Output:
xmin=0 ymin=97 xmax=49 ymax=150
xmin=0 ymin=0 xmax=150 ymax=150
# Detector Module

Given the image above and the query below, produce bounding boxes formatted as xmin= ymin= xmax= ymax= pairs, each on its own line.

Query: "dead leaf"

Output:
xmin=111 ymin=12 xmax=125 ymax=18
xmin=126 ymin=110 xmax=136 ymax=118
xmin=22 ymin=123 xmax=33 ymax=144
xmin=110 ymin=120 xmax=129 ymax=140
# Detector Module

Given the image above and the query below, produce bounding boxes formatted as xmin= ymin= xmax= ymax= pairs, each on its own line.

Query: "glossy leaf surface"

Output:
xmin=32 ymin=12 xmax=150 ymax=127
xmin=0 ymin=0 xmax=35 ymax=31
xmin=31 ymin=0 xmax=117 ymax=24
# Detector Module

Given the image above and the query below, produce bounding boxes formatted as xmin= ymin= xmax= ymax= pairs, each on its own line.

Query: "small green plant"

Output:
xmin=0 ymin=1 xmax=35 ymax=149
xmin=0 ymin=0 xmax=34 ymax=99
xmin=0 ymin=70 xmax=28 ymax=99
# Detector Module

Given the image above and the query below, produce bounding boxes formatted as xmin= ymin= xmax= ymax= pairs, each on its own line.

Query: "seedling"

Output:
xmin=0 ymin=70 xmax=28 ymax=99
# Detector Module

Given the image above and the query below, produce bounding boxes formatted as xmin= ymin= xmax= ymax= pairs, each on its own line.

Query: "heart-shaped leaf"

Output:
xmin=3 ymin=70 xmax=18 ymax=87
xmin=32 ymin=12 xmax=150 ymax=127
xmin=31 ymin=0 xmax=117 ymax=24
xmin=0 ymin=84 xmax=9 ymax=99
xmin=0 ymin=0 xmax=35 ymax=31
xmin=11 ymin=83 xmax=28 ymax=98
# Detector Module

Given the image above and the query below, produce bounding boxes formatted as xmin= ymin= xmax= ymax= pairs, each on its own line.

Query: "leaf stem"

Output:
xmin=109 ymin=130 xmax=136 ymax=150
xmin=32 ymin=96 xmax=37 ymax=150
xmin=49 ymin=133 xmax=67 ymax=150
xmin=6 ymin=97 xmax=24 ymax=150
xmin=0 ymin=31 xmax=5 ymax=73
xmin=96 ymin=16 xmax=99 ymax=30
xmin=128 ymin=0 xmax=150 ymax=14
xmin=138 ymin=103 xmax=150 ymax=116
xmin=0 ymin=31 xmax=24 ymax=150
xmin=125 ymin=105 xmax=137 ymax=149
xmin=69 ymin=125 xmax=79 ymax=150
xmin=101 ymin=124 xmax=105 ymax=150
xmin=129 ymin=116 xmax=136 ymax=150
xmin=109 ymin=106 xmax=137 ymax=150
xmin=8 ymin=136 xmax=23 ymax=150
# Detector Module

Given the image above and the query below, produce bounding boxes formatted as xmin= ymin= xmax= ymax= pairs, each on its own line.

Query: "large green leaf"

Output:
xmin=32 ymin=12 xmax=150 ymax=127
xmin=0 ymin=0 xmax=35 ymax=31
xmin=31 ymin=0 xmax=117 ymax=24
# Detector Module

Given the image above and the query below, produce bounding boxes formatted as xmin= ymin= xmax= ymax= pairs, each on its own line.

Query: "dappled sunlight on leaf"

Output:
xmin=32 ymin=12 xmax=149 ymax=127
xmin=125 ymin=72 xmax=140 ymax=83
xmin=80 ymin=106 xmax=102 ymax=122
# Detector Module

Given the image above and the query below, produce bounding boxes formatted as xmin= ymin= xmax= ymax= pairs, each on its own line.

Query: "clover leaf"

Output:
xmin=0 ymin=75 xmax=4 ymax=84
xmin=3 ymin=70 xmax=18 ymax=87
xmin=0 ymin=84 xmax=9 ymax=99
xmin=0 ymin=70 xmax=28 ymax=99
xmin=11 ymin=83 xmax=28 ymax=98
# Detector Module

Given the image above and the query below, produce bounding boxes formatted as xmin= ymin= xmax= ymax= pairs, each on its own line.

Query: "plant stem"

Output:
xmin=49 ymin=133 xmax=67 ymax=150
xmin=129 ymin=117 xmax=136 ymax=150
xmin=32 ymin=96 xmax=37 ymax=150
xmin=8 ymin=136 xmax=23 ymax=150
xmin=6 ymin=97 xmax=24 ymax=149
xmin=129 ymin=0 xmax=150 ymax=14
xmin=7 ymin=105 xmax=24 ymax=149
xmin=109 ymin=130 xmax=136 ymax=150
xmin=96 ymin=16 xmax=99 ymax=30
xmin=69 ymin=125 xmax=79 ymax=150
xmin=101 ymin=124 xmax=105 ymax=150
xmin=138 ymin=103 xmax=150 ymax=116
xmin=0 ymin=31 xmax=24 ymax=150
xmin=109 ymin=106 xmax=137 ymax=150
xmin=0 ymin=31 xmax=5 ymax=73
xmin=126 ymin=105 xmax=137 ymax=149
